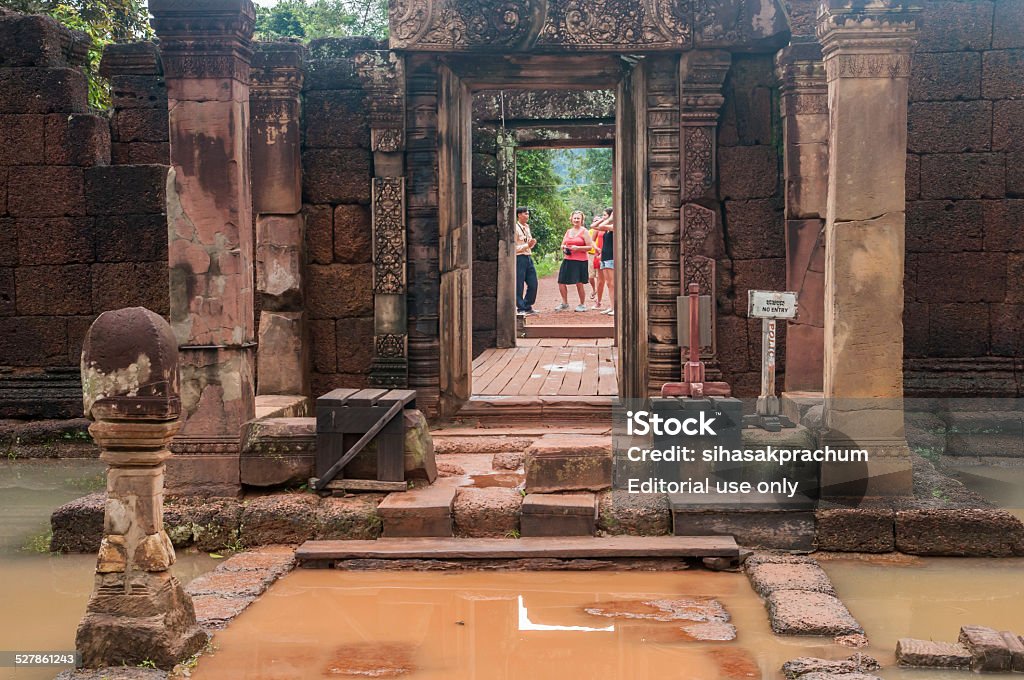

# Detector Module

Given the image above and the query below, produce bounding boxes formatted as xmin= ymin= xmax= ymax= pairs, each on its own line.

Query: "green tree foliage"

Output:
xmin=515 ymin=149 xmax=570 ymax=259
xmin=559 ymin=147 xmax=613 ymax=220
xmin=516 ymin=147 xmax=613 ymax=260
xmin=1 ymin=0 xmax=151 ymax=109
xmin=254 ymin=0 xmax=388 ymax=41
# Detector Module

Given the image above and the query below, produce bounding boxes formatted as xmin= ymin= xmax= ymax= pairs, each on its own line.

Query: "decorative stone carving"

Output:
xmin=149 ymin=0 xmax=255 ymax=81
xmin=373 ymin=177 xmax=407 ymax=295
xmin=389 ymin=0 xmax=788 ymax=52
xmin=76 ymin=308 xmax=207 ymax=669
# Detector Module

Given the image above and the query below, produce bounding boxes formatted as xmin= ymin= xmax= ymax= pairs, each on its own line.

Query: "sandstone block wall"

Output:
xmin=904 ymin=0 xmax=1024 ymax=396
xmin=0 ymin=13 xmax=168 ymax=418
xmin=301 ymin=38 xmax=378 ymax=396
xmin=716 ymin=54 xmax=786 ymax=396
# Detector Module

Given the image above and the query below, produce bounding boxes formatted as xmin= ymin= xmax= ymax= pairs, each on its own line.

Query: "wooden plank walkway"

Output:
xmin=473 ymin=342 xmax=617 ymax=397
xmin=296 ymin=535 xmax=738 ymax=566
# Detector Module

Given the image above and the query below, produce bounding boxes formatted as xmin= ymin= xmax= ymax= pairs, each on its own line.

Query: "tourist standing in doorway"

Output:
xmin=593 ymin=207 xmax=614 ymax=316
xmin=515 ymin=207 xmax=538 ymax=316
xmin=555 ymin=210 xmax=597 ymax=312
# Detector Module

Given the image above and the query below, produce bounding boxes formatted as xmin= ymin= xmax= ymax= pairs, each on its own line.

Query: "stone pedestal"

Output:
xmin=777 ymin=41 xmax=827 ymax=394
xmin=76 ymin=308 xmax=206 ymax=669
xmin=817 ymin=0 xmax=920 ymax=496
xmin=151 ymin=0 xmax=257 ymax=496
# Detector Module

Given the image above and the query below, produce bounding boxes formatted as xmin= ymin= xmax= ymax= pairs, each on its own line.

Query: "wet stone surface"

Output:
xmin=322 ymin=641 xmax=415 ymax=677
xmin=767 ymin=591 xmax=864 ymax=636
xmin=584 ymin=597 xmax=729 ymax=624
xmin=782 ymin=654 xmax=881 ymax=679
xmin=747 ymin=562 xmax=837 ymax=597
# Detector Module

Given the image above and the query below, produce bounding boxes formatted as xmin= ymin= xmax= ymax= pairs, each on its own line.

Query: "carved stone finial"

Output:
xmin=76 ymin=307 xmax=207 ymax=669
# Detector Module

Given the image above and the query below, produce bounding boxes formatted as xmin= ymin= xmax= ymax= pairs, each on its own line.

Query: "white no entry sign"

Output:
xmin=748 ymin=290 xmax=798 ymax=319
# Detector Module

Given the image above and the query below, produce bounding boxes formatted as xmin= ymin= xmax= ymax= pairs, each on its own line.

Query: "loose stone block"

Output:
xmin=50 ymin=491 xmax=104 ymax=552
xmin=895 ymin=639 xmax=971 ymax=668
xmin=782 ymin=655 xmax=881 ymax=679
xmin=747 ymin=562 xmax=835 ymax=597
xmin=453 ymin=487 xmax=522 ymax=538
xmin=524 ymin=434 xmax=612 ymax=493
xmin=766 ymin=590 xmax=863 ymax=636
xmin=240 ymin=415 xmax=314 ymax=486
xmin=521 ymin=493 xmax=596 ymax=537
xmin=378 ymin=483 xmax=457 ymax=537
xmin=960 ymin=625 xmax=1013 ymax=672
xmin=815 ymin=508 xmax=895 ymax=553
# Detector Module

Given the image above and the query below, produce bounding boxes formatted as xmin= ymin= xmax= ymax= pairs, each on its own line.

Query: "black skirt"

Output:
xmin=557 ymin=259 xmax=589 ymax=284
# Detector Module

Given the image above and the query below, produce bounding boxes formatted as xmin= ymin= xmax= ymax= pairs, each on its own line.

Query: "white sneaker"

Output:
xmin=574 ymin=304 xmax=587 ymax=312
xmin=592 ymin=304 xmax=604 ymax=311
xmin=603 ymin=308 xmax=615 ymax=316
xmin=554 ymin=303 xmax=570 ymax=311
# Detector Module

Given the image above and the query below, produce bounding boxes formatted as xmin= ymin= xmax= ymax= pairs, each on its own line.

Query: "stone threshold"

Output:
xmin=295 ymin=535 xmax=738 ymax=568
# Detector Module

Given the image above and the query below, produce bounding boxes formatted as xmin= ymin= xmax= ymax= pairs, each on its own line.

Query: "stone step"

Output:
xmin=943 ymin=411 xmax=1024 ymax=435
xmin=376 ymin=483 xmax=457 ymax=538
xmin=295 ymin=534 xmax=738 ymax=567
xmin=671 ymin=492 xmax=817 ymax=550
xmin=520 ymin=493 xmax=597 ymax=537
xmin=524 ymin=433 xmax=612 ymax=493
xmin=456 ymin=396 xmax=614 ymax=424
xmin=523 ymin=323 xmax=614 ymax=339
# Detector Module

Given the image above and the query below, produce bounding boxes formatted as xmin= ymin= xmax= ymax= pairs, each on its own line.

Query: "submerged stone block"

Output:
xmin=895 ymin=638 xmax=971 ymax=669
xmin=959 ymin=624 xmax=1013 ymax=672
xmin=766 ymin=590 xmax=863 ymax=637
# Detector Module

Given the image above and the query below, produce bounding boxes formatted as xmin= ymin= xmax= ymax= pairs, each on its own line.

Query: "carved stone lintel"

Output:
xmin=389 ymin=0 xmax=789 ymax=52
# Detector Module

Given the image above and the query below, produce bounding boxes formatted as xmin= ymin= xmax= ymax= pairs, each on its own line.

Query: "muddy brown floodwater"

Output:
xmin=0 ymin=460 xmax=217 ymax=680
xmin=193 ymin=557 xmax=1024 ymax=680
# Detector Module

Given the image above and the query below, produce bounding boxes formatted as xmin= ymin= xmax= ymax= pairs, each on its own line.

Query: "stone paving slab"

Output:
xmin=766 ymin=591 xmax=864 ymax=636
xmin=747 ymin=562 xmax=836 ymax=597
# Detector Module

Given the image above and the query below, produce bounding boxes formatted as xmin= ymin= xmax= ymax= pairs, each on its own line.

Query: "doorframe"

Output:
xmin=436 ymin=55 xmax=649 ymax=417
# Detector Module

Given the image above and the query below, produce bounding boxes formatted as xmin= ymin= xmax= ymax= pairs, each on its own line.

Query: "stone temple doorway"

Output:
xmin=432 ymin=55 xmax=647 ymax=418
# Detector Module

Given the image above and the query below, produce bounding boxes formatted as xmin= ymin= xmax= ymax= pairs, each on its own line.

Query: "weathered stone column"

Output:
xmin=776 ymin=40 xmax=828 ymax=394
xmin=77 ymin=308 xmax=207 ymax=668
xmin=151 ymin=0 xmax=257 ymax=496
xmin=817 ymin=0 xmax=920 ymax=496
xmin=357 ymin=51 xmax=409 ymax=389
xmin=677 ymin=51 xmax=730 ymax=379
xmin=251 ymin=42 xmax=308 ymax=397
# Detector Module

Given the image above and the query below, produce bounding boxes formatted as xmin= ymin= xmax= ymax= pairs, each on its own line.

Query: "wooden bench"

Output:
xmin=312 ymin=388 xmax=417 ymax=493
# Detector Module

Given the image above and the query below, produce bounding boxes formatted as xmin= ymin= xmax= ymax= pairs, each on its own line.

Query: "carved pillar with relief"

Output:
xmin=151 ymin=0 xmax=256 ymax=497
xmin=357 ymin=51 xmax=409 ymax=389
xmin=817 ymin=0 xmax=920 ymax=496
xmin=678 ymin=51 xmax=730 ymax=376
xmin=251 ymin=42 xmax=308 ymax=397
xmin=776 ymin=41 xmax=828 ymax=395
xmin=646 ymin=55 xmax=683 ymax=390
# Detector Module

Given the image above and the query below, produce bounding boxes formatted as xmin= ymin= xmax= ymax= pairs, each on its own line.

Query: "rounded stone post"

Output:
xmin=76 ymin=307 xmax=207 ymax=669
